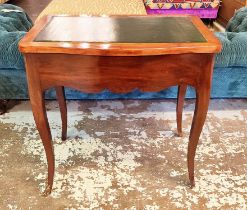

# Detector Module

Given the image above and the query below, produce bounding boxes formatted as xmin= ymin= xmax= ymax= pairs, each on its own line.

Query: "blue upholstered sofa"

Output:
xmin=0 ymin=4 xmax=247 ymax=99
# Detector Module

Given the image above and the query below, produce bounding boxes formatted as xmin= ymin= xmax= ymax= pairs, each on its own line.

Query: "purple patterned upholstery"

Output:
xmin=144 ymin=0 xmax=221 ymax=19
xmin=146 ymin=8 xmax=219 ymax=18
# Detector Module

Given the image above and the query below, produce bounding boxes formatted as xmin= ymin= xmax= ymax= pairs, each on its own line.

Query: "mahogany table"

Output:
xmin=19 ymin=15 xmax=221 ymax=196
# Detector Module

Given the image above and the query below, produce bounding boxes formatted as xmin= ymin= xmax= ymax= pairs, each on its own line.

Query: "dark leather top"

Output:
xmin=35 ymin=16 xmax=206 ymax=43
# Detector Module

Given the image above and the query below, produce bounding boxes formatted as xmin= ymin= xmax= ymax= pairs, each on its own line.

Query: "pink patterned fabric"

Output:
xmin=145 ymin=0 xmax=220 ymax=9
xmin=146 ymin=8 xmax=219 ymax=18
xmin=144 ymin=0 xmax=220 ymax=18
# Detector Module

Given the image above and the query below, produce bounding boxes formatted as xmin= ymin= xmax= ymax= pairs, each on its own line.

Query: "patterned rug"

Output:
xmin=0 ymin=100 xmax=246 ymax=209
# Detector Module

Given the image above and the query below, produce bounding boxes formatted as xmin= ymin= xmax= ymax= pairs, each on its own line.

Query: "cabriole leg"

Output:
xmin=176 ymin=85 xmax=187 ymax=137
xmin=55 ymin=86 xmax=67 ymax=141
xmin=29 ymin=90 xmax=55 ymax=196
xmin=187 ymin=87 xmax=210 ymax=187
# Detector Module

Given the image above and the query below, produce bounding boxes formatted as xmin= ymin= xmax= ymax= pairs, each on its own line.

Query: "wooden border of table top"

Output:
xmin=19 ymin=15 xmax=222 ymax=56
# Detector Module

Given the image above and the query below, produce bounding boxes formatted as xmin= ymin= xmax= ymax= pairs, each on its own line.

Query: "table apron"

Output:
xmin=24 ymin=53 xmax=215 ymax=93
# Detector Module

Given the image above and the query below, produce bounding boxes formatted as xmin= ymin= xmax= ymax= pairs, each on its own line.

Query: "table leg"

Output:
xmin=29 ymin=90 xmax=55 ymax=196
xmin=187 ymin=87 xmax=210 ymax=188
xmin=55 ymin=87 xmax=67 ymax=141
xmin=176 ymin=85 xmax=187 ymax=137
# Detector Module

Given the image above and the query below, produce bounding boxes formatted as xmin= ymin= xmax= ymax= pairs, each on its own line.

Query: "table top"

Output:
xmin=35 ymin=16 xmax=206 ymax=43
xmin=19 ymin=15 xmax=221 ymax=56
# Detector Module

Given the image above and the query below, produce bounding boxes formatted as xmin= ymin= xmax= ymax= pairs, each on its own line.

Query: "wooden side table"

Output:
xmin=19 ymin=15 xmax=221 ymax=196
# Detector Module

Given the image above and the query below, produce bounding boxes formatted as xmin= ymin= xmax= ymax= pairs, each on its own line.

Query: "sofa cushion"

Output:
xmin=226 ymin=7 xmax=247 ymax=32
xmin=215 ymin=7 xmax=247 ymax=67
xmin=215 ymin=32 xmax=247 ymax=68
xmin=0 ymin=4 xmax=33 ymax=70
xmin=37 ymin=0 xmax=146 ymax=21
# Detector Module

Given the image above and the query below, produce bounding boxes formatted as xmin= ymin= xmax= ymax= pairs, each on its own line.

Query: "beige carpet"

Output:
xmin=37 ymin=0 xmax=147 ymax=21
xmin=0 ymin=99 xmax=246 ymax=209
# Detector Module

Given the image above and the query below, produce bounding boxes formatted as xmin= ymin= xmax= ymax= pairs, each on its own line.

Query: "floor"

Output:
xmin=0 ymin=100 xmax=246 ymax=209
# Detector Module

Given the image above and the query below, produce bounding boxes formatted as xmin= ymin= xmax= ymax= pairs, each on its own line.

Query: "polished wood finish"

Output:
xmin=177 ymin=85 xmax=187 ymax=137
xmin=55 ymin=87 xmax=67 ymax=141
xmin=24 ymin=53 xmax=214 ymax=92
xmin=24 ymin=55 xmax=54 ymax=196
xmin=19 ymin=15 xmax=221 ymax=56
xmin=218 ymin=0 xmax=247 ymax=26
xmin=19 ymin=15 xmax=221 ymax=195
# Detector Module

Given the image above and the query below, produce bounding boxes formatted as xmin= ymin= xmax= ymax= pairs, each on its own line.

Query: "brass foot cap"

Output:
xmin=41 ymin=184 xmax=52 ymax=197
xmin=190 ymin=180 xmax=195 ymax=189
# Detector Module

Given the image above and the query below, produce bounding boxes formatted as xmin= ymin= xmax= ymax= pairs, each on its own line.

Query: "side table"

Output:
xmin=19 ymin=15 xmax=221 ymax=195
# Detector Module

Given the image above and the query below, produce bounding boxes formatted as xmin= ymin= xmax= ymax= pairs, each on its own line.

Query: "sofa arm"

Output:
xmin=215 ymin=32 xmax=247 ymax=68
xmin=0 ymin=4 xmax=33 ymax=70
